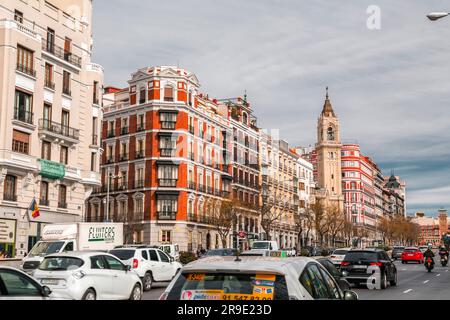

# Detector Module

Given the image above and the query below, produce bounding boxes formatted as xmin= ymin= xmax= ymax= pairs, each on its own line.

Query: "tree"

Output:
xmin=326 ymin=205 xmax=346 ymax=247
xmin=260 ymin=195 xmax=279 ymax=241
xmin=206 ymin=199 xmax=237 ymax=248
xmin=310 ymin=201 xmax=329 ymax=246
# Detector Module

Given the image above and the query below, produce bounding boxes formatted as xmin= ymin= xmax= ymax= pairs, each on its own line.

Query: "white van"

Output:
xmin=21 ymin=223 xmax=123 ymax=273
xmin=159 ymin=244 xmax=180 ymax=261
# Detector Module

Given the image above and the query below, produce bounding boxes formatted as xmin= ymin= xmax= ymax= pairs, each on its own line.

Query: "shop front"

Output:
xmin=0 ymin=219 xmax=16 ymax=258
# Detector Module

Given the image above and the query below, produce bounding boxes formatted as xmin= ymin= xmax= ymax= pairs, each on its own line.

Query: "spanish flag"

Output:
xmin=29 ymin=198 xmax=40 ymax=219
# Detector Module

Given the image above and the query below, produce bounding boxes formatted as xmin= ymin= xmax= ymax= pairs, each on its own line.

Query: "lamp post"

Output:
xmin=427 ymin=12 xmax=449 ymax=21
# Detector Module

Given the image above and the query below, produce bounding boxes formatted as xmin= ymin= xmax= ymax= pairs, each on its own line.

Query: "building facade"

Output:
xmin=412 ymin=211 xmax=449 ymax=246
xmin=0 ymin=0 xmax=103 ymax=259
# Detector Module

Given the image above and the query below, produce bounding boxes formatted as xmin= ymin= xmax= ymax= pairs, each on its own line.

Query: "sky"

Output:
xmin=91 ymin=0 xmax=450 ymax=217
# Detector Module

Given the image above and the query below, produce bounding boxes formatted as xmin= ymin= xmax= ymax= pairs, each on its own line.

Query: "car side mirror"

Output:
xmin=343 ymin=290 xmax=358 ymax=301
xmin=125 ymin=265 xmax=131 ymax=272
xmin=170 ymin=257 xmax=174 ymax=262
xmin=42 ymin=286 xmax=52 ymax=297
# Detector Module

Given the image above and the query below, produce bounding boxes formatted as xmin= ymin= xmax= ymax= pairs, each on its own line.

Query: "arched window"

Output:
xmin=242 ymin=112 xmax=248 ymax=125
xmin=164 ymin=85 xmax=174 ymax=102
xmin=327 ymin=127 xmax=335 ymax=141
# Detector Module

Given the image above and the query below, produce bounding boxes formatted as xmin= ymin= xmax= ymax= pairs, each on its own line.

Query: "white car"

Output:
xmin=160 ymin=256 xmax=359 ymax=301
xmin=330 ymin=248 xmax=352 ymax=266
xmin=33 ymin=251 xmax=143 ymax=300
xmin=0 ymin=267 xmax=55 ymax=300
xmin=109 ymin=245 xmax=182 ymax=291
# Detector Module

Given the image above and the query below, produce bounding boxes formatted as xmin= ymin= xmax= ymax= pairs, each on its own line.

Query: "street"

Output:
xmin=354 ymin=259 xmax=450 ymax=300
xmin=142 ymin=258 xmax=450 ymax=300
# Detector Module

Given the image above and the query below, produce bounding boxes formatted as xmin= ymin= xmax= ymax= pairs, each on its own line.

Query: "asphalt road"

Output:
xmin=142 ymin=256 xmax=450 ymax=300
xmin=354 ymin=257 xmax=450 ymax=300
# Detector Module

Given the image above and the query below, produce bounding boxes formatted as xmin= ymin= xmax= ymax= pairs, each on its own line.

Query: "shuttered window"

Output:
xmin=164 ymin=86 xmax=174 ymax=102
xmin=12 ymin=130 xmax=30 ymax=154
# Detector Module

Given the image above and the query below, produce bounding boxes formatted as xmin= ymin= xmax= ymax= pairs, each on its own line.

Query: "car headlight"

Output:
xmin=72 ymin=270 xmax=86 ymax=279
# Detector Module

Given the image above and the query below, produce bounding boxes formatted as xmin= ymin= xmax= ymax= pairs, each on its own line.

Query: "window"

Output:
xmin=58 ymin=185 xmax=67 ymax=208
xmin=14 ymin=90 xmax=33 ymax=124
xmin=44 ymin=63 xmax=54 ymax=89
xmin=12 ymin=129 xmax=30 ymax=154
xmin=43 ymin=104 xmax=52 ymax=128
xmin=93 ymin=81 xmax=99 ymax=104
xmin=139 ymin=88 xmax=146 ymax=104
xmin=4 ymin=175 xmax=17 ymax=202
xmin=141 ymin=250 xmax=148 ymax=260
xmin=14 ymin=10 xmax=23 ymax=23
xmin=327 ymin=127 xmax=335 ymax=141
xmin=160 ymin=112 xmax=177 ymax=129
xmin=157 ymin=195 xmax=178 ymax=220
xmin=104 ymin=255 xmax=125 ymax=271
xmin=40 ymin=181 xmax=49 ymax=206
xmin=137 ymin=114 xmax=145 ymax=131
xmin=90 ymin=153 xmax=96 ymax=172
xmin=63 ymin=71 xmax=71 ymax=96
xmin=90 ymin=256 xmax=107 ymax=269
xmin=121 ymin=118 xmax=128 ymax=134
xmin=164 ymin=86 xmax=174 ymax=102
xmin=16 ymin=45 xmax=34 ymax=76
xmin=46 ymin=28 xmax=55 ymax=53
xmin=158 ymin=250 xmax=170 ymax=262
xmin=0 ymin=270 xmax=41 ymax=297
xmin=149 ymin=249 xmax=159 ymax=261
xmin=158 ymin=165 xmax=178 ymax=187
xmin=302 ymin=264 xmax=330 ymax=299
xmin=136 ymin=168 xmax=144 ymax=187
xmin=64 ymin=37 xmax=72 ymax=60
xmin=41 ymin=141 xmax=51 ymax=160
xmin=61 ymin=110 xmax=70 ymax=136
xmin=60 ymin=146 xmax=68 ymax=165
xmin=159 ymin=136 xmax=176 ymax=157
xmin=161 ymin=231 xmax=171 ymax=244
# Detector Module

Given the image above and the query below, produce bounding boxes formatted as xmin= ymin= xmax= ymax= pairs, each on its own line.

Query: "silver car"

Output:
xmin=0 ymin=267 xmax=54 ymax=300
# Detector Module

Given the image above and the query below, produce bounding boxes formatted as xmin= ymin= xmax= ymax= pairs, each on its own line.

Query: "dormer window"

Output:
xmin=164 ymin=86 xmax=174 ymax=102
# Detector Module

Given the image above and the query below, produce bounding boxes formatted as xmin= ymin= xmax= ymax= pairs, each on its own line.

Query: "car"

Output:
xmin=313 ymin=257 xmax=351 ymax=291
xmin=401 ymin=247 xmax=424 ymax=264
xmin=159 ymin=244 xmax=180 ymax=261
xmin=391 ymin=246 xmax=405 ymax=260
xmin=33 ymin=251 xmax=143 ymax=300
xmin=159 ymin=256 xmax=359 ymax=301
xmin=109 ymin=245 xmax=182 ymax=291
xmin=200 ymin=248 xmax=239 ymax=258
xmin=330 ymin=248 xmax=351 ymax=266
xmin=303 ymin=246 xmax=324 ymax=257
xmin=340 ymin=249 xmax=397 ymax=290
xmin=419 ymin=246 xmax=428 ymax=253
xmin=0 ymin=267 xmax=54 ymax=300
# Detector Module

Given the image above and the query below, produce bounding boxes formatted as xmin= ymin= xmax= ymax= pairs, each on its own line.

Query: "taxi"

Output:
xmin=159 ymin=256 xmax=358 ymax=300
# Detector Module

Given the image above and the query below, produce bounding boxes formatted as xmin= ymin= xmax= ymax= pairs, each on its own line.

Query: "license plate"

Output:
xmin=352 ymin=265 xmax=367 ymax=269
xmin=41 ymin=279 xmax=59 ymax=285
xmin=408 ymin=254 xmax=413 ymax=256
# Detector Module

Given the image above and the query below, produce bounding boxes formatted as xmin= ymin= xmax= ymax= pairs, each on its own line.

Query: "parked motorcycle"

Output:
xmin=425 ymin=258 xmax=434 ymax=272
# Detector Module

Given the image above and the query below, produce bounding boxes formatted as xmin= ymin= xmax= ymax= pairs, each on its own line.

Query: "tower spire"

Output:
xmin=321 ymin=86 xmax=335 ymax=117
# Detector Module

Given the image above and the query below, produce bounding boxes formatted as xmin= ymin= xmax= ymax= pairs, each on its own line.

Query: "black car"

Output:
xmin=313 ymin=257 xmax=351 ymax=291
xmin=391 ymin=246 xmax=405 ymax=260
xmin=340 ymin=249 xmax=397 ymax=289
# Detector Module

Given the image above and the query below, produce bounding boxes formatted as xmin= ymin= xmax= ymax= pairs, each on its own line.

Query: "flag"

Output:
xmin=29 ymin=198 xmax=40 ymax=219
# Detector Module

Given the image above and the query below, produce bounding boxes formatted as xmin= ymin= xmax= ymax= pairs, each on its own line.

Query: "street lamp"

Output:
xmin=427 ymin=12 xmax=449 ymax=21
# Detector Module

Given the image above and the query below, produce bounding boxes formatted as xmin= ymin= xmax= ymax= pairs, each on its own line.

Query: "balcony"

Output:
xmin=14 ymin=108 xmax=34 ymax=125
xmin=188 ymin=125 xmax=194 ymax=134
xmin=121 ymin=127 xmax=129 ymax=135
xmin=44 ymin=78 xmax=55 ymax=90
xmin=137 ymin=124 xmax=145 ymax=132
xmin=222 ymin=191 xmax=231 ymax=198
xmin=135 ymin=150 xmax=145 ymax=159
xmin=206 ymin=187 xmax=214 ymax=195
xmin=42 ymin=39 xmax=82 ymax=68
xmin=3 ymin=194 xmax=17 ymax=202
xmin=159 ymin=179 xmax=177 ymax=187
xmin=39 ymin=199 xmax=49 ymax=206
xmin=107 ymin=130 xmax=115 ymax=138
xmin=117 ymin=184 xmax=127 ymax=191
xmin=106 ymin=157 xmax=114 ymax=164
xmin=188 ymin=181 xmax=196 ymax=190
xmin=160 ymin=148 xmax=176 ymax=157
xmin=38 ymin=119 xmax=80 ymax=143
xmin=161 ymin=121 xmax=176 ymax=130
xmin=119 ymin=153 xmax=129 ymax=162
xmin=157 ymin=211 xmax=177 ymax=220
xmin=198 ymin=184 xmax=206 ymax=193
xmin=188 ymin=152 xmax=195 ymax=161
xmin=131 ymin=211 xmax=144 ymax=221
xmin=16 ymin=63 xmax=36 ymax=77
xmin=58 ymin=202 xmax=68 ymax=209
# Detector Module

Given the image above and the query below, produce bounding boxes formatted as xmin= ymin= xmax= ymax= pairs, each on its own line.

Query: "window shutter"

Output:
xmin=13 ymin=130 xmax=30 ymax=144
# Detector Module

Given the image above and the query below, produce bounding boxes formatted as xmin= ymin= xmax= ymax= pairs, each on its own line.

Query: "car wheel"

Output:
xmin=143 ymin=273 xmax=153 ymax=291
xmin=380 ymin=272 xmax=387 ymax=290
xmin=129 ymin=284 xmax=142 ymax=300
xmin=82 ymin=288 xmax=96 ymax=300
xmin=390 ymin=271 xmax=398 ymax=286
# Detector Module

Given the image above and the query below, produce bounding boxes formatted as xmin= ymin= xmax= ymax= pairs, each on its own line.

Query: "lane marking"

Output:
xmin=401 ymin=269 xmax=407 ymax=271
xmin=436 ymin=274 xmax=441 ymax=277
xmin=423 ymin=280 xmax=429 ymax=284
xmin=403 ymin=289 xmax=413 ymax=294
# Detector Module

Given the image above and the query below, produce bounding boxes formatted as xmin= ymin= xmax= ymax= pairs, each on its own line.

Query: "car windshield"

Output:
xmin=28 ymin=241 xmax=65 ymax=257
xmin=333 ymin=250 xmax=348 ymax=255
xmin=251 ymin=242 xmax=270 ymax=249
xmin=39 ymin=257 xmax=84 ymax=271
xmin=167 ymin=272 xmax=288 ymax=300
xmin=345 ymin=251 xmax=378 ymax=261
xmin=109 ymin=249 xmax=136 ymax=260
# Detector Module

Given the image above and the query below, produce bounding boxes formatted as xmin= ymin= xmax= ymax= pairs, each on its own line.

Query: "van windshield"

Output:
xmin=167 ymin=273 xmax=288 ymax=300
xmin=28 ymin=241 xmax=65 ymax=257
xmin=252 ymin=242 xmax=270 ymax=250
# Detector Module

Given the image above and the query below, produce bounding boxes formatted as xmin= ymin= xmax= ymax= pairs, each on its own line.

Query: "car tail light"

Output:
xmin=331 ymin=256 xmax=336 ymax=258
xmin=133 ymin=258 xmax=139 ymax=269
xmin=341 ymin=261 xmax=350 ymax=266
xmin=370 ymin=262 xmax=382 ymax=267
